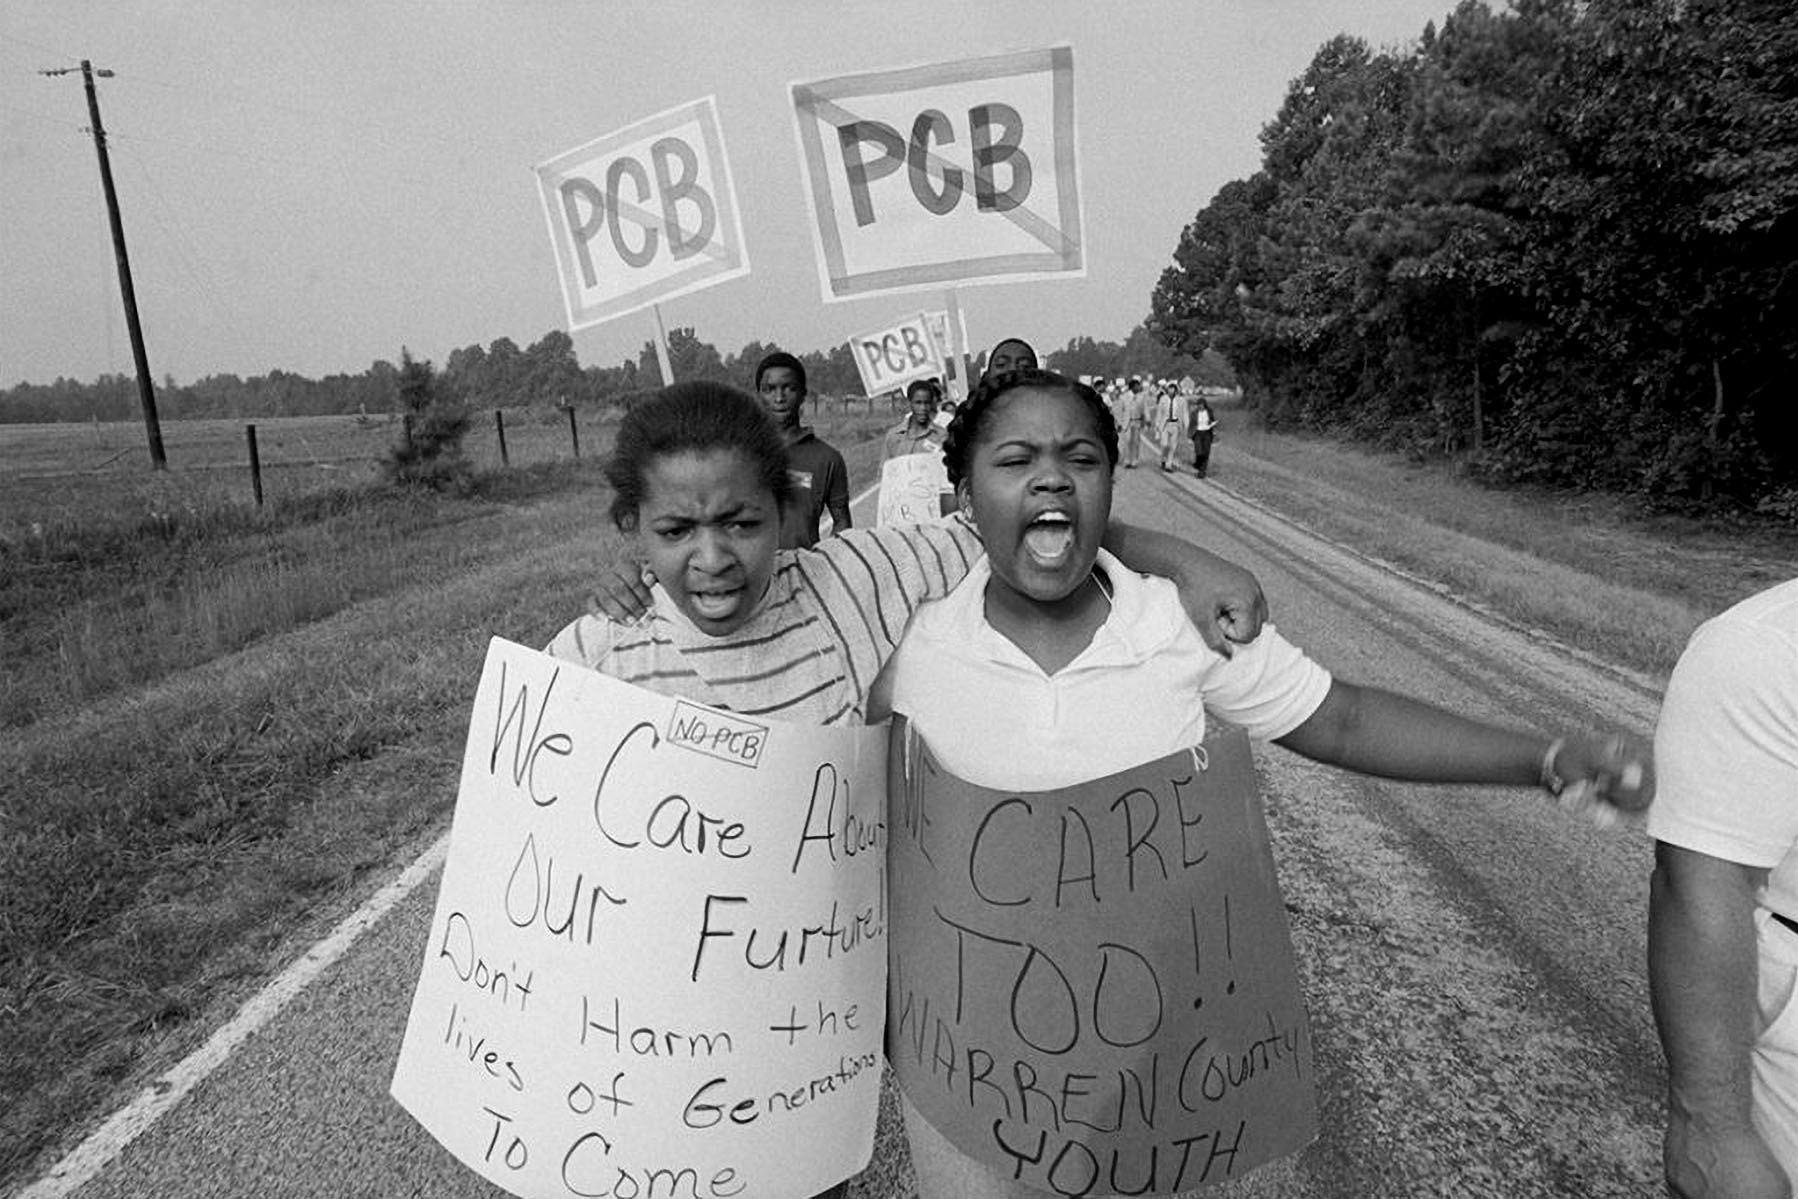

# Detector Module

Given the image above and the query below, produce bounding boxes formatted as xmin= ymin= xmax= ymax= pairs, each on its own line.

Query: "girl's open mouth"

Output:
xmin=1023 ymin=513 xmax=1075 ymax=565
xmin=689 ymin=587 xmax=743 ymax=620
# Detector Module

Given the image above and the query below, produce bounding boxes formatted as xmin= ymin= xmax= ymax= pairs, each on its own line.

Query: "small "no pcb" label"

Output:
xmin=666 ymin=701 xmax=768 ymax=768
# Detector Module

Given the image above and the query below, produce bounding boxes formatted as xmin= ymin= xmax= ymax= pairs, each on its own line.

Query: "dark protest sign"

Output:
xmin=392 ymin=639 xmax=885 ymax=1199
xmin=886 ymin=722 xmax=1317 ymax=1196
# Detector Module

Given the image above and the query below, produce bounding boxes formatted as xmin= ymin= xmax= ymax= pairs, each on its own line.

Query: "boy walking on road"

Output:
xmin=755 ymin=350 xmax=851 ymax=549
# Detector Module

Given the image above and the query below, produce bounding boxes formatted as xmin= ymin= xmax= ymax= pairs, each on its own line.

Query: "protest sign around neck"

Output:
xmin=391 ymin=639 xmax=884 ymax=1199
xmin=886 ymin=721 xmax=1317 ymax=1196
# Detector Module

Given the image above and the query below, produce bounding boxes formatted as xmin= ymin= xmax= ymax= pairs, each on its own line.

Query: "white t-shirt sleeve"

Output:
xmin=1649 ymin=615 xmax=1798 ymax=869
xmin=1198 ymin=623 xmax=1333 ymax=742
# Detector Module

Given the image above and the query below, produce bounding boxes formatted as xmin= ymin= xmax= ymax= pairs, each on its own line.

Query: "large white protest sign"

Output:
xmin=535 ymin=97 xmax=750 ymax=330
xmin=392 ymin=639 xmax=885 ymax=1199
xmin=848 ymin=311 xmax=943 ymax=396
xmin=790 ymin=48 xmax=1083 ymax=301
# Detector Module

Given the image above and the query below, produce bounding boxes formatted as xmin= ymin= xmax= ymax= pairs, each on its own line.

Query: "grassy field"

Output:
xmin=0 ymin=396 xmax=904 ymax=537
xmin=2 ymin=398 xmax=1794 ymax=1190
xmin=2 ymin=406 xmax=638 ymax=536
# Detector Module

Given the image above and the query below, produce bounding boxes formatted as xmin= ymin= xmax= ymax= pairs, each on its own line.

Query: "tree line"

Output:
xmin=1150 ymin=0 xmax=1797 ymax=515
xmin=0 ymin=329 xmax=867 ymax=425
xmin=0 ymin=320 xmax=1226 ymax=427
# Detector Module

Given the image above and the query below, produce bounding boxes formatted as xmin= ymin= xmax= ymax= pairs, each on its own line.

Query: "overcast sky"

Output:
xmin=0 ymin=1 xmax=1456 ymax=390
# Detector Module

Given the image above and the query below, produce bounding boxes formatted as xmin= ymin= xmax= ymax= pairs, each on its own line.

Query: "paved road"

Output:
xmin=23 ymin=467 xmax=1670 ymax=1198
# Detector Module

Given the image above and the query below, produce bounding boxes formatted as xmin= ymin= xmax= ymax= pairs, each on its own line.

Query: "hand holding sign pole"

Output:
xmin=535 ymin=96 xmax=751 ymax=384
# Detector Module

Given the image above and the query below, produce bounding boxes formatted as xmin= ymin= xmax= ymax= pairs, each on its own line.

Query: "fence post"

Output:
xmin=245 ymin=423 xmax=264 ymax=507
xmin=495 ymin=409 xmax=510 ymax=467
xmin=566 ymin=405 xmax=580 ymax=460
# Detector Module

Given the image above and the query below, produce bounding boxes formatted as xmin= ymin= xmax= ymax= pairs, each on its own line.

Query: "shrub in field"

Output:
xmin=382 ymin=350 xmax=471 ymax=491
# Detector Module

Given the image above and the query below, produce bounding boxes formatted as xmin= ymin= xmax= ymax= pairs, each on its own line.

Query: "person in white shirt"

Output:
xmin=870 ymin=368 xmax=1654 ymax=1199
xmin=1649 ymin=578 xmax=1798 ymax=1198
xmin=1119 ymin=376 xmax=1148 ymax=468
xmin=1153 ymin=381 xmax=1183 ymax=471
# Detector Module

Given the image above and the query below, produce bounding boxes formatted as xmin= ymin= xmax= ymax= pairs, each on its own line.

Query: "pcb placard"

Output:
xmin=849 ymin=311 xmax=944 ymax=396
xmin=392 ymin=639 xmax=885 ymax=1199
xmin=790 ymin=48 xmax=1083 ymax=301
xmin=535 ymin=96 xmax=750 ymax=330
xmin=886 ymin=722 xmax=1317 ymax=1196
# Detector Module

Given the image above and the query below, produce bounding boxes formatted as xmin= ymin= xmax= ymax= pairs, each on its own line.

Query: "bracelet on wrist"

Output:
xmin=1540 ymin=737 xmax=1569 ymax=796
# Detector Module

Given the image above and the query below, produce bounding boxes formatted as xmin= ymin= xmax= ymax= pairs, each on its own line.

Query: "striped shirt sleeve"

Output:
xmin=544 ymin=612 xmax=617 ymax=668
xmin=792 ymin=518 xmax=983 ymax=704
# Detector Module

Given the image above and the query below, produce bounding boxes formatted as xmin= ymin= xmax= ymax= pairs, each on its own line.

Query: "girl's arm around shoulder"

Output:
xmin=1102 ymin=521 xmax=1268 ymax=655
xmin=820 ymin=513 xmax=984 ymax=607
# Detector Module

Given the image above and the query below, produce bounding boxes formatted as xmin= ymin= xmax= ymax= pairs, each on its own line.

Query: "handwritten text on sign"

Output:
xmin=849 ymin=311 xmax=943 ymax=396
xmin=391 ymin=639 xmax=884 ymax=1199
xmin=886 ymin=723 xmax=1317 ymax=1197
xmin=876 ymin=455 xmax=954 ymax=528
xmin=535 ymin=96 xmax=750 ymax=330
xmin=790 ymin=48 xmax=1084 ymax=301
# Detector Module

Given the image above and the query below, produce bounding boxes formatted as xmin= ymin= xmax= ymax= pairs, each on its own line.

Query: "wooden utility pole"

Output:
xmin=43 ymin=60 xmax=167 ymax=469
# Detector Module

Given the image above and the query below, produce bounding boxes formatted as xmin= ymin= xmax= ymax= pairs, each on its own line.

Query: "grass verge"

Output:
xmin=1210 ymin=405 xmax=1798 ymax=678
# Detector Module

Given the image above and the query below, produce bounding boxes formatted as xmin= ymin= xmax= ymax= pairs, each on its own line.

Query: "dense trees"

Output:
xmin=1151 ymin=0 xmax=1798 ymax=512
xmin=0 ymin=325 xmax=885 ymax=423
xmin=1043 ymin=331 xmax=1233 ymax=386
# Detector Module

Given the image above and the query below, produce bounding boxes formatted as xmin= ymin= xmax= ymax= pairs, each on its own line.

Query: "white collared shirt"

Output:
xmin=874 ymin=549 xmax=1333 ymax=788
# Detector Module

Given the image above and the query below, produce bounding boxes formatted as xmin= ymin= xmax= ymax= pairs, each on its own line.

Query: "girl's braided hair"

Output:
xmin=941 ymin=369 xmax=1118 ymax=488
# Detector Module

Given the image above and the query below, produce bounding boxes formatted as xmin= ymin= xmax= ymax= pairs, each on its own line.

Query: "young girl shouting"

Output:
xmin=870 ymin=369 xmax=1652 ymax=1199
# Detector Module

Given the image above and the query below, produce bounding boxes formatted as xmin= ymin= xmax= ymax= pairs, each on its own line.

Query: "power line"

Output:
xmin=105 ymin=125 xmax=359 ymax=174
xmin=39 ymin=58 xmax=166 ymax=469
xmin=96 ymin=63 xmax=525 ymax=164
xmin=0 ymin=100 xmax=81 ymax=130
xmin=112 ymin=141 xmax=259 ymax=372
xmin=0 ymin=27 xmax=80 ymax=67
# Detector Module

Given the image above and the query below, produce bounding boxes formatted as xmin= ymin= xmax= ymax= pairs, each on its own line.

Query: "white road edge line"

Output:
xmin=22 ymin=477 xmax=889 ymax=1198
xmin=21 ymin=831 xmax=452 ymax=1199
